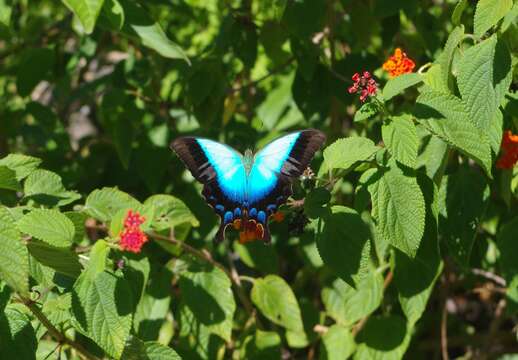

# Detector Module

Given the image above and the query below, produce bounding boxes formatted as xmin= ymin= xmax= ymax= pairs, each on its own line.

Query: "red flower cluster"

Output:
xmin=119 ymin=210 xmax=148 ymax=253
xmin=348 ymin=71 xmax=378 ymax=102
xmin=382 ymin=48 xmax=415 ymax=77
xmin=496 ymin=130 xmax=518 ymax=169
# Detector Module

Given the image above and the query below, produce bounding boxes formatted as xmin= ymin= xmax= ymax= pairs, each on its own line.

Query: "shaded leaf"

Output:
xmin=251 ymin=275 xmax=304 ymax=332
xmin=382 ymin=115 xmax=418 ymax=168
xmin=317 ymin=206 xmax=372 ymax=286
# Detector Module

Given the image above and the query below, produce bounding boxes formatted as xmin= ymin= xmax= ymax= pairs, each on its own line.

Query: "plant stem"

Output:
xmin=21 ymin=297 xmax=99 ymax=360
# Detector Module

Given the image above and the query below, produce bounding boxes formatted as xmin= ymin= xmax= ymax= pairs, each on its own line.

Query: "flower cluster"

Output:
xmin=496 ymin=130 xmax=518 ymax=169
xmin=119 ymin=210 xmax=148 ymax=253
xmin=382 ymin=48 xmax=415 ymax=77
xmin=348 ymin=71 xmax=378 ymax=102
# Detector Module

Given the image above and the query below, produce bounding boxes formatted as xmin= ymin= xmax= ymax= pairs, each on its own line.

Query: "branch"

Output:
xmin=21 ymin=298 xmax=99 ymax=360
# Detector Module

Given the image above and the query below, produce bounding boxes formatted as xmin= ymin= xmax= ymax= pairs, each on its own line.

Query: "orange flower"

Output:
xmin=272 ymin=211 xmax=285 ymax=223
xmin=119 ymin=210 xmax=148 ymax=253
xmin=496 ymin=130 xmax=518 ymax=169
xmin=382 ymin=48 xmax=416 ymax=78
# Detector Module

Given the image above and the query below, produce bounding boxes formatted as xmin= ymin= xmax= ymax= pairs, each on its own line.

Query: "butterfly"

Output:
xmin=171 ymin=129 xmax=326 ymax=244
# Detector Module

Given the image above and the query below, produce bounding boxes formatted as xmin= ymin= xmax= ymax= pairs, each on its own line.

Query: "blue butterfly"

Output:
xmin=171 ymin=129 xmax=326 ymax=243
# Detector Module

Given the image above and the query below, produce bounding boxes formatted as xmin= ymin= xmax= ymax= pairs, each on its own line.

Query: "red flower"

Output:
xmin=496 ymin=130 xmax=518 ymax=169
xmin=348 ymin=71 xmax=378 ymax=102
xmin=119 ymin=210 xmax=148 ymax=253
xmin=383 ymin=48 xmax=416 ymax=78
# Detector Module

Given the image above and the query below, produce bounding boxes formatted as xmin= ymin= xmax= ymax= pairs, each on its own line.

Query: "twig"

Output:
xmin=21 ymin=298 xmax=99 ymax=360
xmin=482 ymin=298 xmax=507 ymax=357
xmin=470 ymin=268 xmax=507 ymax=287
xmin=352 ymin=270 xmax=393 ymax=337
xmin=227 ymin=57 xmax=295 ymax=94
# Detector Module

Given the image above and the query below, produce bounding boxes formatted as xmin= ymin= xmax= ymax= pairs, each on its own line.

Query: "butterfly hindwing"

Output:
xmin=247 ymin=129 xmax=326 ymax=242
xmin=171 ymin=137 xmax=247 ymax=241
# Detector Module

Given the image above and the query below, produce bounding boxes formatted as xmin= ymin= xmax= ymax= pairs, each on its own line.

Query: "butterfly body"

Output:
xmin=171 ymin=129 xmax=325 ymax=243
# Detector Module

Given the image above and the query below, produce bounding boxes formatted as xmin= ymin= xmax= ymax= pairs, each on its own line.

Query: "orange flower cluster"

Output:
xmin=119 ymin=210 xmax=148 ymax=253
xmin=382 ymin=48 xmax=415 ymax=77
xmin=496 ymin=131 xmax=518 ymax=169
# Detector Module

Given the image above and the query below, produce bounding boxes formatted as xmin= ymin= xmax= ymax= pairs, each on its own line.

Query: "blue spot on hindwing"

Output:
xmin=224 ymin=211 xmax=233 ymax=224
xmin=215 ymin=204 xmax=225 ymax=213
xmin=234 ymin=208 xmax=241 ymax=218
xmin=266 ymin=204 xmax=276 ymax=213
xmin=257 ymin=211 xmax=266 ymax=224
xmin=249 ymin=208 xmax=257 ymax=218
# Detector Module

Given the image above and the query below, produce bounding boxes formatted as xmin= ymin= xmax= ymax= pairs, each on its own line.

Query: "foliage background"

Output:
xmin=0 ymin=0 xmax=518 ymax=359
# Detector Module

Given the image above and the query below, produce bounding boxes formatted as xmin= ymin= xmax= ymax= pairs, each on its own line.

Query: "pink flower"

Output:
xmin=119 ymin=210 xmax=148 ymax=253
xmin=348 ymin=71 xmax=378 ymax=102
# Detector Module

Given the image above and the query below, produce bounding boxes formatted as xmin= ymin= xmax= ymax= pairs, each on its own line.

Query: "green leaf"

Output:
xmin=134 ymin=269 xmax=172 ymax=341
xmin=18 ymin=209 xmax=75 ymax=248
xmin=42 ymin=293 xmax=73 ymax=326
xmin=65 ymin=211 xmax=88 ymax=243
xmin=23 ymin=169 xmax=81 ymax=207
xmin=100 ymin=0 xmax=124 ymax=30
xmin=414 ymin=89 xmax=492 ymax=176
xmin=452 ymin=0 xmax=468 ymax=25
xmin=382 ymin=115 xmax=419 ymax=168
xmin=438 ymin=165 xmax=490 ymax=267
xmin=489 ymin=109 xmax=504 ymax=154
xmin=321 ymin=270 xmax=384 ymax=326
xmin=16 ymin=48 xmax=54 ymax=97
xmin=84 ymin=240 xmax=110 ymax=279
xmin=304 ymin=187 xmax=331 ymax=219
xmin=240 ymin=330 xmax=281 ymax=360
xmin=367 ymin=161 xmax=425 ymax=258
xmin=27 ymin=240 xmax=81 ymax=278
xmin=382 ymin=73 xmax=423 ymax=101
xmin=85 ymin=187 xmax=140 ymax=222
xmin=458 ymin=36 xmax=512 ymax=133
xmin=0 ymin=220 xmax=29 ymax=295
xmin=416 ymin=134 xmax=448 ymax=184
xmin=322 ymin=137 xmax=379 ymax=173
xmin=320 ymin=325 xmax=355 ymax=360
xmin=474 ymin=0 xmax=513 ymax=37
xmin=0 ymin=166 xmax=20 ymax=191
xmin=118 ymin=0 xmax=190 ymax=63
xmin=144 ymin=194 xmax=199 ymax=230
xmin=354 ymin=315 xmax=411 ymax=360
xmin=144 ymin=342 xmax=182 ymax=360
xmin=0 ymin=307 xmax=37 ymax=359
xmin=0 ymin=154 xmax=41 ymax=181
xmin=317 ymin=206 xmax=372 ymax=286
xmin=440 ymin=25 xmax=464 ymax=90
xmin=73 ymin=271 xmax=133 ymax=358
xmin=251 ymin=275 xmax=304 ymax=332
xmin=234 ymin=241 xmax=279 ymax=274
xmin=354 ymin=102 xmax=380 ymax=122
xmin=62 ymin=0 xmax=105 ymax=33
xmin=179 ymin=261 xmax=235 ymax=342
xmin=394 ymin=174 xmax=443 ymax=325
